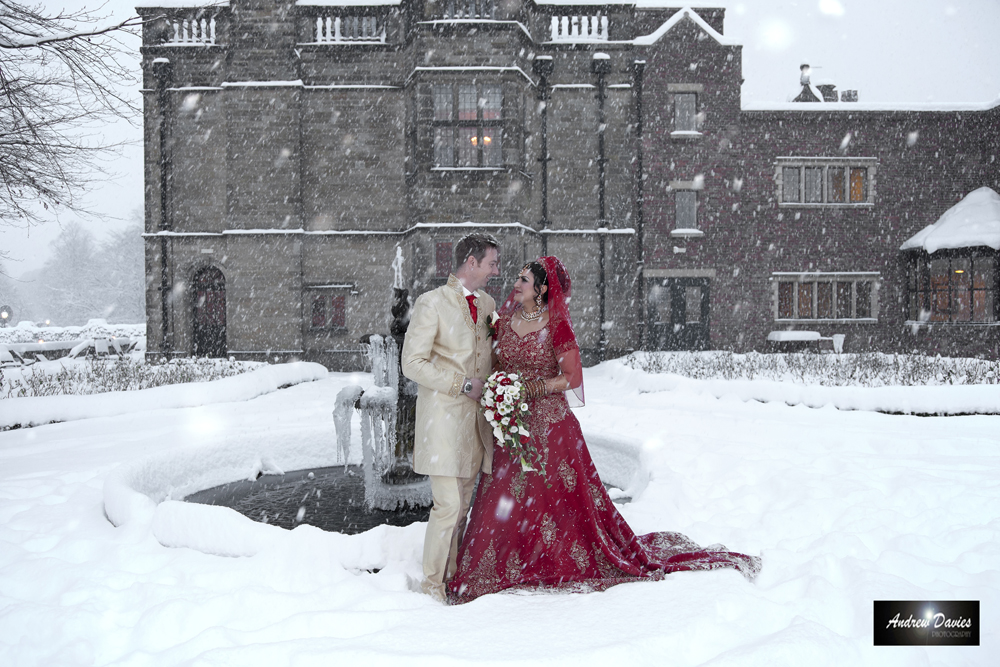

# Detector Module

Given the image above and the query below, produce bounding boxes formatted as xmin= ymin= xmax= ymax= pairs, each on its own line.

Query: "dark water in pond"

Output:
xmin=184 ymin=466 xmax=430 ymax=534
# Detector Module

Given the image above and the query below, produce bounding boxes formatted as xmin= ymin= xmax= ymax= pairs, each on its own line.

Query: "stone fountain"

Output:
xmin=186 ymin=246 xmax=431 ymax=532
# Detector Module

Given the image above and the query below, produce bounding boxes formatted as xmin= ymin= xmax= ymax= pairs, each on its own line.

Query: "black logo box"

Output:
xmin=874 ymin=601 xmax=979 ymax=646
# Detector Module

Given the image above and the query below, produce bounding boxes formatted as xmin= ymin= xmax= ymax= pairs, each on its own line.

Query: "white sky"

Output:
xmin=2 ymin=0 xmax=998 ymax=278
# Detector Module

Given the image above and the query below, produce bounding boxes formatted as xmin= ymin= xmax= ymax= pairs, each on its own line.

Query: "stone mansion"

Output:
xmin=137 ymin=1 xmax=1000 ymax=367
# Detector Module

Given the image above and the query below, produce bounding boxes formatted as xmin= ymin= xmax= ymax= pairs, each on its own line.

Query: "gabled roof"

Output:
xmin=634 ymin=7 xmax=736 ymax=46
xmin=900 ymin=187 xmax=1000 ymax=253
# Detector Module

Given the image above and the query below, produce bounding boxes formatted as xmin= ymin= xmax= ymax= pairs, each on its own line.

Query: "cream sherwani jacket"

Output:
xmin=401 ymin=274 xmax=495 ymax=478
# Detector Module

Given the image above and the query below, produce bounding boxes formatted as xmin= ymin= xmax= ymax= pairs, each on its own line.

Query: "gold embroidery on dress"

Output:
xmin=511 ymin=472 xmax=526 ymax=502
xmin=558 ymin=460 xmax=577 ymax=491
xmin=540 ymin=514 xmax=557 ymax=546
xmin=570 ymin=541 xmax=590 ymax=573
xmin=505 ymin=552 xmax=523 ymax=583
xmin=467 ymin=541 xmax=499 ymax=598
xmin=593 ymin=545 xmax=623 ymax=578
xmin=589 ymin=483 xmax=606 ymax=511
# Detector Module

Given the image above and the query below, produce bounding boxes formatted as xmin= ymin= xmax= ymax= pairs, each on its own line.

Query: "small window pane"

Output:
xmin=481 ymin=85 xmax=502 ymax=121
xmin=816 ymin=282 xmax=833 ymax=318
xmin=675 ymin=93 xmax=696 ymax=132
xmin=330 ymin=296 xmax=346 ymax=329
xmin=929 ymin=258 xmax=950 ymax=321
xmin=836 ymin=281 xmax=852 ymax=318
xmin=436 ymin=242 xmax=453 ymax=277
xmin=856 ymin=281 xmax=872 ymax=318
xmin=311 ymin=295 xmax=326 ymax=328
xmin=458 ymin=84 xmax=477 ymax=121
xmin=829 ymin=168 xmax=846 ymax=203
xmin=797 ymin=282 xmax=813 ymax=318
xmin=482 ymin=127 xmax=501 ymax=166
xmin=457 ymin=127 xmax=478 ymax=166
xmin=782 ymin=167 xmax=800 ymax=202
xmin=433 ymin=85 xmax=452 ymax=121
xmin=805 ymin=167 xmax=823 ymax=203
xmin=684 ymin=286 xmax=702 ymax=323
xmin=973 ymin=256 xmax=993 ymax=289
xmin=675 ymin=191 xmax=697 ymax=228
xmin=778 ymin=283 xmax=794 ymax=319
xmin=850 ymin=168 xmax=867 ymax=202
xmin=973 ymin=290 xmax=993 ymax=322
xmin=434 ymin=128 xmax=454 ymax=167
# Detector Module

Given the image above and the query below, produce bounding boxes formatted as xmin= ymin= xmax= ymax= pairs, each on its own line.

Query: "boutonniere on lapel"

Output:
xmin=487 ymin=311 xmax=500 ymax=339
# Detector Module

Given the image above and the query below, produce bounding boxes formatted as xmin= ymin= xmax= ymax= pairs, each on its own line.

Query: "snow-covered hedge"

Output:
xmin=0 ymin=319 xmax=144 ymax=344
xmin=2 ymin=356 xmax=262 ymax=399
xmin=625 ymin=351 xmax=1000 ymax=387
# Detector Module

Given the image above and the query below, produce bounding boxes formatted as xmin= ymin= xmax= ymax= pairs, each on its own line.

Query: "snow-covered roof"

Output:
xmin=297 ymin=0 xmax=401 ymax=5
xmin=135 ymin=1 xmax=229 ymax=8
xmin=900 ymin=187 xmax=1000 ymax=253
xmin=744 ymin=99 xmax=1000 ymax=112
xmin=634 ymin=7 xmax=735 ymax=46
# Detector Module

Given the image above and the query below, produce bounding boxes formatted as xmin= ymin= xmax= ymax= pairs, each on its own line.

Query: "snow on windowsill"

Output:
xmin=670 ymin=228 xmax=704 ymax=238
xmin=775 ymin=319 xmax=877 ymax=325
xmin=431 ymin=167 xmax=505 ymax=172
xmin=778 ymin=202 xmax=875 ymax=208
xmin=670 ymin=130 xmax=703 ymax=139
xmin=904 ymin=320 xmax=1000 ymax=328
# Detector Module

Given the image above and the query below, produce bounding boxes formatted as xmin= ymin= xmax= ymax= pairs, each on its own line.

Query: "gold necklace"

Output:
xmin=520 ymin=306 xmax=543 ymax=322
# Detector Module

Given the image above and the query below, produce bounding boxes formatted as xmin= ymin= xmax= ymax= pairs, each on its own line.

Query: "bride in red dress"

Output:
xmin=448 ymin=256 xmax=760 ymax=603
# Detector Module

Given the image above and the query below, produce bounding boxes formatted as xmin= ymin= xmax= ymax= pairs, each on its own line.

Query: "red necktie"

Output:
xmin=465 ymin=294 xmax=478 ymax=324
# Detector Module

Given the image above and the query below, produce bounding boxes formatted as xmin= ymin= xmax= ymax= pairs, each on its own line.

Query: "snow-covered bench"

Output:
xmin=767 ymin=330 xmax=844 ymax=353
xmin=0 ymin=337 xmax=136 ymax=365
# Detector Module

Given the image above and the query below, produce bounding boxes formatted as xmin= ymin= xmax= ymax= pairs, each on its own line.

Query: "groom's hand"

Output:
xmin=465 ymin=378 xmax=485 ymax=401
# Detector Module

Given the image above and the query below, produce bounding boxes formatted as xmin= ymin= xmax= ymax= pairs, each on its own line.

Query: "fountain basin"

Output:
xmin=185 ymin=465 xmax=430 ymax=534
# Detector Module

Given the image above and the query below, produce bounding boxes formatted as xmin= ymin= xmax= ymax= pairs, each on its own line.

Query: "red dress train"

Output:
xmin=448 ymin=311 xmax=760 ymax=603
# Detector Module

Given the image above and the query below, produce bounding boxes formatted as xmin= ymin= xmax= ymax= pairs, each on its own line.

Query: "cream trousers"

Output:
xmin=422 ymin=473 xmax=479 ymax=600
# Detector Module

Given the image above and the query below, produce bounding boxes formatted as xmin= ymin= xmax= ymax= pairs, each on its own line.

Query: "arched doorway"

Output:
xmin=192 ymin=267 xmax=226 ymax=357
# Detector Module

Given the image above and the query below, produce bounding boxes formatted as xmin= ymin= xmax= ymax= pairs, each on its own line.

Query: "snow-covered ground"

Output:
xmin=0 ymin=360 xmax=996 ymax=665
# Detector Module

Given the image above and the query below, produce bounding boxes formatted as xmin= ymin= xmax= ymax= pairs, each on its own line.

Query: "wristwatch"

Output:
xmin=462 ymin=378 xmax=474 ymax=395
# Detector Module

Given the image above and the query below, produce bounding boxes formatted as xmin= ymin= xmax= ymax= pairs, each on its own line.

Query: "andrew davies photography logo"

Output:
xmin=873 ymin=601 xmax=979 ymax=646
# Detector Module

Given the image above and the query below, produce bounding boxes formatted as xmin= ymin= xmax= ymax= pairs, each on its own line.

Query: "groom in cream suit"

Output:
xmin=401 ymin=233 xmax=499 ymax=602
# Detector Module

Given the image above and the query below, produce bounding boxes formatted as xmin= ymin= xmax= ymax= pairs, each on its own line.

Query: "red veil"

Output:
xmin=499 ymin=256 xmax=585 ymax=406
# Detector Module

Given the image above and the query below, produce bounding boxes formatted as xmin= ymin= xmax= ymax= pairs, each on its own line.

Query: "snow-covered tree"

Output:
xmin=96 ymin=222 xmax=145 ymax=323
xmin=0 ymin=1 xmax=141 ymax=226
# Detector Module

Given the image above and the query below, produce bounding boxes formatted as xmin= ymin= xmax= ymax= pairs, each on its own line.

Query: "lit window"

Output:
xmin=772 ymin=273 xmax=879 ymax=321
xmin=907 ymin=253 xmax=996 ymax=323
xmin=777 ymin=158 xmax=876 ymax=206
xmin=432 ymin=83 xmax=502 ymax=168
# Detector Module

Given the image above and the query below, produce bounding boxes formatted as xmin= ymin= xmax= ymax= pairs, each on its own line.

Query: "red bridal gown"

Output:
xmin=448 ymin=310 xmax=761 ymax=603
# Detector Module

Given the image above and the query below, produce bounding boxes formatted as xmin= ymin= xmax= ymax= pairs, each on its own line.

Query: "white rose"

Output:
xmin=501 ymin=417 xmax=510 ymax=425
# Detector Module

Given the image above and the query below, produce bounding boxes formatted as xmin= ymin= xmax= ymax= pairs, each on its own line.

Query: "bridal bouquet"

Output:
xmin=481 ymin=371 xmax=545 ymax=476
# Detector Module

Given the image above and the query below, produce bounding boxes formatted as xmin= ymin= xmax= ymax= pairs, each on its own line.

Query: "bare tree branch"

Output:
xmin=0 ymin=1 xmax=142 ymax=226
